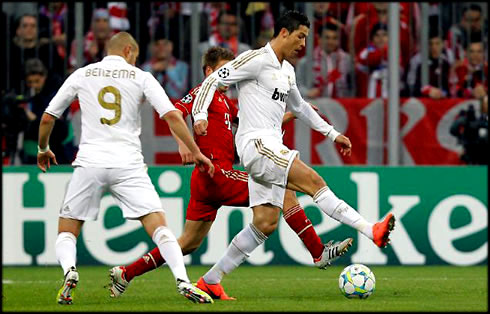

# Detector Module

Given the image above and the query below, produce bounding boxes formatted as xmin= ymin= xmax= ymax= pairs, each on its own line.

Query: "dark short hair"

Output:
xmin=370 ymin=23 xmax=388 ymax=40
xmin=273 ymin=10 xmax=310 ymax=38
xmin=202 ymin=46 xmax=235 ymax=75
xmin=25 ymin=58 xmax=47 ymax=77
xmin=217 ymin=10 xmax=236 ymax=24
xmin=463 ymin=4 xmax=482 ymax=15
xmin=318 ymin=23 xmax=339 ymax=36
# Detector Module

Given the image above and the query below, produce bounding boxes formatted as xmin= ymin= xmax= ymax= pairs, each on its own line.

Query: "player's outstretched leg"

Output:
xmin=57 ymin=266 xmax=79 ymax=305
xmin=282 ymin=190 xmax=354 ymax=269
xmin=287 ymin=158 xmax=396 ymax=248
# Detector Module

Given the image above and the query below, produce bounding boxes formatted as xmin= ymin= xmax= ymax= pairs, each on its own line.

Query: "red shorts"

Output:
xmin=186 ymin=163 xmax=250 ymax=221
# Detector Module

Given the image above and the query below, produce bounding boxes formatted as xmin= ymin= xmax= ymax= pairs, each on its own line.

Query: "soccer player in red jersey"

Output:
xmin=107 ymin=46 xmax=351 ymax=300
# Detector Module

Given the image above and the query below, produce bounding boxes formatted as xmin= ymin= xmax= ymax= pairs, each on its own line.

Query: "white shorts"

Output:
xmin=240 ymin=136 xmax=298 ymax=208
xmin=59 ymin=166 xmax=164 ymax=221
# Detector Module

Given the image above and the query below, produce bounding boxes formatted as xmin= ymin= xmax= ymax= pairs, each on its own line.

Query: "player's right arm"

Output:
xmin=143 ymin=74 xmax=214 ymax=176
xmin=192 ymin=49 xmax=262 ymax=135
xmin=38 ymin=69 xmax=82 ymax=172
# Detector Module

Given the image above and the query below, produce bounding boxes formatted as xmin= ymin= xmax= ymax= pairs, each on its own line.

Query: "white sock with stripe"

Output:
xmin=152 ymin=226 xmax=190 ymax=283
xmin=55 ymin=232 xmax=77 ymax=275
xmin=313 ymin=186 xmax=373 ymax=239
xmin=203 ymin=223 xmax=267 ymax=284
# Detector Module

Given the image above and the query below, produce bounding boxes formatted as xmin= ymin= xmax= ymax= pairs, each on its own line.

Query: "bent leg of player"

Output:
xmin=110 ymin=219 xmax=214 ymax=298
xmin=287 ymin=158 xmax=395 ymax=248
xmin=109 ymin=166 xmax=213 ymax=304
xmin=55 ymin=166 xmax=108 ymax=305
xmin=56 ymin=219 xmax=82 ymax=305
xmin=198 ymin=203 xmax=278 ymax=300
xmin=282 ymin=190 xmax=352 ymax=269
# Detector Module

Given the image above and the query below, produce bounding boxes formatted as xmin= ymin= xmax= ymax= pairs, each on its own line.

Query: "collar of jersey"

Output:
xmin=265 ymin=42 xmax=282 ymax=69
xmin=103 ymin=55 xmax=127 ymax=63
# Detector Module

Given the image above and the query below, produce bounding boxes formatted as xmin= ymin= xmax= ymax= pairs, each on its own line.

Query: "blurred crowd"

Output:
xmin=1 ymin=2 xmax=488 ymax=165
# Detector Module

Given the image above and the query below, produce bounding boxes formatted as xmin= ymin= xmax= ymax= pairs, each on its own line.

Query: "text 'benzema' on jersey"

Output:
xmin=175 ymin=85 xmax=238 ymax=168
xmin=192 ymin=42 xmax=340 ymax=155
xmin=45 ymin=55 xmax=177 ymax=167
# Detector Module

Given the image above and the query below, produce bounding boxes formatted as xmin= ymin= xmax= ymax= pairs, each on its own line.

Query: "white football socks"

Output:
xmin=203 ymin=223 xmax=268 ymax=284
xmin=152 ymin=226 xmax=190 ymax=283
xmin=55 ymin=232 xmax=77 ymax=275
xmin=313 ymin=186 xmax=374 ymax=239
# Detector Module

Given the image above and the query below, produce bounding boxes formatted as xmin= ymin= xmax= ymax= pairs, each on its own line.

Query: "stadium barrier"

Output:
xmin=70 ymin=97 xmax=483 ymax=165
xmin=3 ymin=166 xmax=487 ymax=266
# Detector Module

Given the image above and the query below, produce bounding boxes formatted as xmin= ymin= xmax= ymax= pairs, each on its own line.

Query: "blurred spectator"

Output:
xmin=6 ymin=14 xmax=65 ymax=95
xmin=69 ymin=8 xmax=114 ymax=69
xmin=450 ymin=97 xmax=488 ymax=164
xmin=355 ymin=23 xmax=404 ymax=98
xmin=108 ymin=2 xmax=130 ymax=32
xmin=19 ymin=59 xmax=75 ymax=164
xmin=348 ymin=2 xmax=413 ymax=69
xmin=406 ymin=24 xmax=454 ymax=99
xmin=202 ymin=2 xmax=229 ymax=39
xmin=447 ymin=4 xmax=486 ymax=61
xmin=297 ymin=23 xmax=354 ymax=98
xmin=199 ymin=10 xmax=251 ymax=56
xmin=449 ymin=35 xmax=488 ymax=99
xmin=312 ymin=3 xmax=349 ymax=51
xmin=244 ymin=2 xmax=275 ymax=44
xmin=147 ymin=3 xmax=185 ymax=58
xmin=38 ymin=2 xmax=68 ymax=60
xmin=141 ymin=36 xmax=189 ymax=99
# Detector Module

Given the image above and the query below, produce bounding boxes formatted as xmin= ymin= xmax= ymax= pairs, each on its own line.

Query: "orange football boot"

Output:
xmin=372 ymin=213 xmax=396 ymax=248
xmin=196 ymin=277 xmax=236 ymax=300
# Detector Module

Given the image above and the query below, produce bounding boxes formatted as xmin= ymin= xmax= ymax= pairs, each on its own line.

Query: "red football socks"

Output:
xmin=124 ymin=247 xmax=166 ymax=282
xmin=283 ymin=204 xmax=325 ymax=260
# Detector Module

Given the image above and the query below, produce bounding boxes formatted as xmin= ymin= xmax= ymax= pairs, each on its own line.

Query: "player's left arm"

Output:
xmin=193 ymin=50 xmax=261 ymax=135
xmin=282 ymin=103 xmax=319 ymax=125
xmin=287 ymin=81 xmax=352 ymax=156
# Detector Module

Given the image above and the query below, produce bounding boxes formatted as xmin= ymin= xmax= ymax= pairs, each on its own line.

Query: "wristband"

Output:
xmin=38 ymin=145 xmax=50 ymax=153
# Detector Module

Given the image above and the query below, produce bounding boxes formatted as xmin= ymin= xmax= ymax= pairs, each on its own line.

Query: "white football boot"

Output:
xmin=177 ymin=279 xmax=214 ymax=304
xmin=57 ymin=266 xmax=79 ymax=305
xmin=108 ymin=266 xmax=130 ymax=298
xmin=314 ymin=238 xmax=354 ymax=269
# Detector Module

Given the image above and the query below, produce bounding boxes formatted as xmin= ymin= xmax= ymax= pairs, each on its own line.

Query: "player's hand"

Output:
xmin=178 ymin=144 xmax=194 ymax=165
xmin=193 ymin=152 xmax=215 ymax=178
xmin=334 ymin=134 xmax=352 ymax=157
xmin=37 ymin=150 xmax=58 ymax=172
xmin=194 ymin=120 xmax=208 ymax=136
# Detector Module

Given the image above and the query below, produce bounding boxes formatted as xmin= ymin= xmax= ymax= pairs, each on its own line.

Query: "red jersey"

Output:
xmin=174 ymin=85 xmax=238 ymax=168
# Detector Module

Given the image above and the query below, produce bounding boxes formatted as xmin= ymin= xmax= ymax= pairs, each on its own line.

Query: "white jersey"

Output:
xmin=192 ymin=42 xmax=340 ymax=154
xmin=45 ymin=55 xmax=177 ymax=168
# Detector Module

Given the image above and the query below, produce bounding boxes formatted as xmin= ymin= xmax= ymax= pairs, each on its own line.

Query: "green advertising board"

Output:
xmin=2 ymin=166 xmax=487 ymax=266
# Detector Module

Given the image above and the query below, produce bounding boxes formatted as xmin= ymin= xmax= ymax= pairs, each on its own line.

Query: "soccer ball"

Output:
xmin=338 ymin=264 xmax=376 ymax=299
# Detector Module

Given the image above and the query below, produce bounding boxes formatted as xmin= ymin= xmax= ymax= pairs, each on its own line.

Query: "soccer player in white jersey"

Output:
xmin=192 ymin=11 xmax=396 ymax=298
xmin=37 ymin=32 xmax=214 ymax=305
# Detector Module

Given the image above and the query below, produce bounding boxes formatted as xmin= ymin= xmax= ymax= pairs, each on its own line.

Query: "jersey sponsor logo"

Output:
xmin=181 ymin=93 xmax=193 ymax=104
xmin=218 ymin=67 xmax=230 ymax=78
xmin=272 ymin=88 xmax=289 ymax=102
xmin=280 ymin=149 xmax=290 ymax=155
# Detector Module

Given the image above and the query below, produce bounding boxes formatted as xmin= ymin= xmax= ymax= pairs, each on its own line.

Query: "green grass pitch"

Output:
xmin=2 ymin=265 xmax=487 ymax=312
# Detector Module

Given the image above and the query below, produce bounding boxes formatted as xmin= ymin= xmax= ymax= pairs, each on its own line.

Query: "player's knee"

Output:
xmin=255 ymin=220 xmax=278 ymax=236
xmin=308 ymin=170 xmax=326 ymax=191
xmin=152 ymin=226 xmax=177 ymax=245
xmin=179 ymin=238 xmax=201 ymax=255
